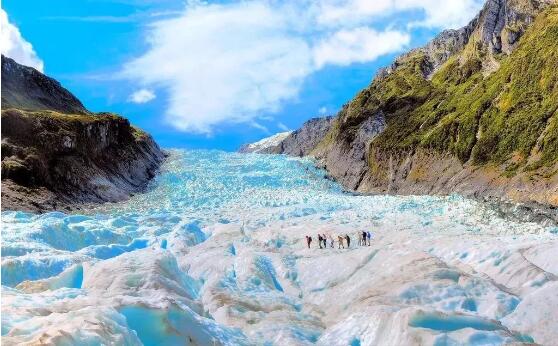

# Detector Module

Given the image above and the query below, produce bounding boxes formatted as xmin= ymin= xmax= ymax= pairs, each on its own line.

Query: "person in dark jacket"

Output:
xmin=345 ymin=234 xmax=351 ymax=248
xmin=306 ymin=236 xmax=312 ymax=249
xmin=318 ymin=234 xmax=323 ymax=249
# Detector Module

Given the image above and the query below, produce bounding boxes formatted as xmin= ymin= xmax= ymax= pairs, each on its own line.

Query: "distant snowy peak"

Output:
xmin=238 ymin=131 xmax=293 ymax=154
xmin=238 ymin=116 xmax=335 ymax=156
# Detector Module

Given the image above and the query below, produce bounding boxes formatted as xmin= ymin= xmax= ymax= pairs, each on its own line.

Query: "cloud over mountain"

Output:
xmin=1 ymin=9 xmax=44 ymax=72
xmin=124 ymin=0 xmax=483 ymax=134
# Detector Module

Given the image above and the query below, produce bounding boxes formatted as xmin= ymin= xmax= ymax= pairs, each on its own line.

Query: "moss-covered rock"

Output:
xmin=370 ymin=5 xmax=558 ymax=169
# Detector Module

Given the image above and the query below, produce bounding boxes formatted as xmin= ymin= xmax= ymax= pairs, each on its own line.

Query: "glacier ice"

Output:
xmin=1 ymin=150 xmax=557 ymax=345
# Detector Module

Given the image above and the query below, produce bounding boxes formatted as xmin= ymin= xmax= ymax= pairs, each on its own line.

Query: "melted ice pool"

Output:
xmin=2 ymin=150 xmax=557 ymax=345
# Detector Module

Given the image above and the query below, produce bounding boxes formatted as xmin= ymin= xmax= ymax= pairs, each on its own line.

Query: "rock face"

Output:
xmin=238 ymin=117 xmax=334 ymax=156
xmin=280 ymin=117 xmax=335 ymax=157
xmin=314 ymin=114 xmax=387 ymax=190
xmin=377 ymin=0 xmax=555 ymax=80
xmin=1 ymin=56 xmax=165 ymax=212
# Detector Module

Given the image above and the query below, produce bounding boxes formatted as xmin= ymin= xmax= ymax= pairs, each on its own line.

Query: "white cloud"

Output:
xmin=128 ymin=88 xmax=156 ymax=103
xmin=124 ymin=2 xmax=314 ymax=134
xmin=43 ymin=10 xmax=181 ymax=23
xmin=314 ymin=27 xmax=410 ymax=68
xmin=317 ymin=0 xmax=394 ymax=25
xmin=251 ymin=121 xmax=270 ymax=134
xmin=1 ymin=9 xmax=44 ymax=72
xmin=317 ymin=0 xmax=483 ymax=29
xmin=409 ymin=0 xmax=485 ymax=28
xmin=277 ymin=122 xmax=290 ymax=131
xmin=124 ymin=0 xmax=482 ymax=133
xmin=318 ymin=106 xmax=328 ymax=115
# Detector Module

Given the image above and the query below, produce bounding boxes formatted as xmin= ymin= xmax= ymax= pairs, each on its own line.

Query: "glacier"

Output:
xmin=1 ymin=150 xmax=557 ymax=345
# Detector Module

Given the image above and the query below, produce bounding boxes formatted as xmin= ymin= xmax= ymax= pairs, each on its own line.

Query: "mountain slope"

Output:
xmin=239 ymin=131 xmax=293 ymax=154
xmin=280 ymin=117 xmax=336 ymax=157
xmin=1 ymin=56 xmax=87 ymax=114
xmin=238 ymin=117 xmax=335 ymax=156
xmin=312 ymin=1 xmax=558 ymax=207
xmin=243 ymin=0 xmax=558 ymax=208
xmin=1 ymin=56 xmax=165 ymax=212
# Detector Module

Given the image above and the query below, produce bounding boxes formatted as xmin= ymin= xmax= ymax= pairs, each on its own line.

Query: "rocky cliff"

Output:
xmin=312 ymin=0 xmax=558 ymax=208
xmin=1 ymin=56 xmax=165 ymax=212
xmin=243 ymin=0 xmax=558 ymax=210
xmin=280 ymin=117 xmax=335 ymax=157
xmin=238 ymin=117 xmax=335 ymax=156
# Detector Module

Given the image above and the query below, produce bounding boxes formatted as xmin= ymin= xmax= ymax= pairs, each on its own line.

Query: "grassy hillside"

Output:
xmin=333 ymin=6 xmax=558 ymax=177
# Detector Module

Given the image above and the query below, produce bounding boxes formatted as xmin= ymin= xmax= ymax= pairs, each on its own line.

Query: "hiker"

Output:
xmin=322 ymin=234 xmax=327 ymax=248
xmin=318 ymin=234 xmax=323 ymax=249
xmin=306 ymin=236 xmax=312 ymax=249
xmin=329 ymin=235 xmax=334 ymax=248
xmin=367 ymin=231 xmax=372 ymax=246
xmin=345 ymin=234 xmax=351 ymax=248
xmin=362 ymin=231 xmax=367 ymax=246
xmin=338 ymin=235 xmax=344 ymax=249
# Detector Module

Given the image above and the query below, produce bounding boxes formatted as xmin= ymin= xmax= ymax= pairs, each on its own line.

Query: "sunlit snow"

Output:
xmin=2 ymin=150 xmax=557 ymax=345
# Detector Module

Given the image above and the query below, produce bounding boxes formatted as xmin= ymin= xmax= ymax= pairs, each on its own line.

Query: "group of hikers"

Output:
xmin=305 ymin=231 xmax=372 ymax=249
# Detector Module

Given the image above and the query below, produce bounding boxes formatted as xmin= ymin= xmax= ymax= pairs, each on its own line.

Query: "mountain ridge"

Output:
xmin=1 ymin=56 xmax=87 ymax=115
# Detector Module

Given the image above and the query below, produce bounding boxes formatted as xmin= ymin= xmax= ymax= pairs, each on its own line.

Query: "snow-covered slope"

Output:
xmin=238 ymin=131 xmax=292 ymax=153
xmin=2 ymin=150 xmax=557 ymax=345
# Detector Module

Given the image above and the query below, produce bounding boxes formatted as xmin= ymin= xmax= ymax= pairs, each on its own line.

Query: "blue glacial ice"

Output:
xmin=2 ymin=150 xmax=557 ymax=345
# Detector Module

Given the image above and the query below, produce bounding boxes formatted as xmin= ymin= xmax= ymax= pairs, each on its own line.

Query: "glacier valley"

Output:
xmin=2 ymin=150 xmax=557 ymax=345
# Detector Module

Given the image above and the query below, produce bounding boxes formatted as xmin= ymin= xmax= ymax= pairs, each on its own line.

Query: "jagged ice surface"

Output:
xmin=2 ymin=150 xmax=557 ymax=345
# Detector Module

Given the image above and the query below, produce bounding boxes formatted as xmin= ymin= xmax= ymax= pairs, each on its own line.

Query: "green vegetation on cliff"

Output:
xmin=426 ymin=7 xmax=558 ymax=169
xmin=333 ymin=6 xmax=558 ymax=174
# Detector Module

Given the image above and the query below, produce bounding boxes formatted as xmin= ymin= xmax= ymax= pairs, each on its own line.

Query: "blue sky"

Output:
xmin=2 ymin=0 xmax=483 ymax=150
